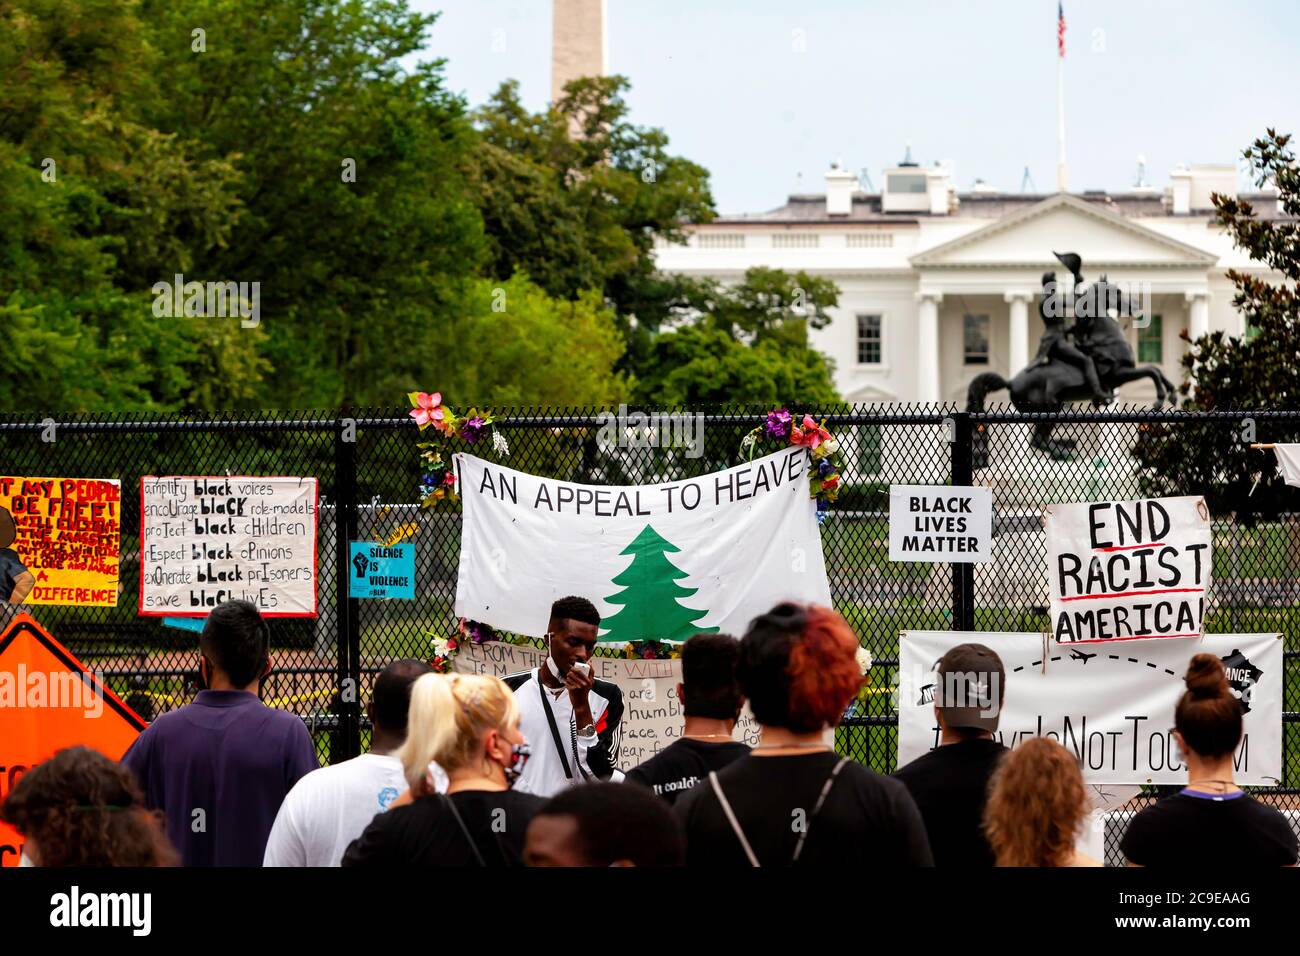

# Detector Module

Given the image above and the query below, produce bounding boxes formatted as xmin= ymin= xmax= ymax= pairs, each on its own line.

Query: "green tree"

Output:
xmin=600 ymin=524 xmax=719 ymax=643
xmin=633 ymin=268 xmax=841 ymax=406
xmin=1134 ymin=129 xmax=1300 ymax=518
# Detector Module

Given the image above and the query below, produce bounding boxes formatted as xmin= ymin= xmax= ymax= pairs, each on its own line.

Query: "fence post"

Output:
xmin=334 ymin=411 xmax=363 ymax=761
xmin=950 ymin=412 xmax=976 ymax=632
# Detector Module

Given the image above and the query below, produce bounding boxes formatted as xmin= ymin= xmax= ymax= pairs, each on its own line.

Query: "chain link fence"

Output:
xmin=2 ymin=404 xmax=1297 ymax=863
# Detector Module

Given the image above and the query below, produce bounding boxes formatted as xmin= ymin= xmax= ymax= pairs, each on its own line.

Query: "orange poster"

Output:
xmin=0 ymin=614 xmax=145 ymax=865
xmin=0 ymin=477 xmax=120 ymax=607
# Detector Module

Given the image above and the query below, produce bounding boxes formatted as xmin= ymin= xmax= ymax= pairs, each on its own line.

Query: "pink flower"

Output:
xmin=442 ymin=471 xmax=456 ymax=486
xmin=822 ymin=474 xmax=840 ymax=490
xmin=409 ymin=392 xmax=447 ymax=432
xmin=790 ymin=415 xmax=831 ymax=449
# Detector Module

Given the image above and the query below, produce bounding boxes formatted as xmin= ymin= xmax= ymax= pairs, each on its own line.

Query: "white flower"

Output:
xmin=855 ymin=646 xmax=873 ymax=675
xmin=431 ymin=637 xmax=450 ymax=657
xmin=492 ymin=430 xmax=510 ymax=457
xmin=821 ymin=438 xmax=838 ymax=455
xmin=740 ymin=433 xmax=757 ymax=449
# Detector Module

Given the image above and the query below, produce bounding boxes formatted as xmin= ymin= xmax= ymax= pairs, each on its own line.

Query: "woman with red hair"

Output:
xmin=675 ymin=603 xmax=932 ymax=866
xmin=983 ymin=737 xmax=1099 ymax=867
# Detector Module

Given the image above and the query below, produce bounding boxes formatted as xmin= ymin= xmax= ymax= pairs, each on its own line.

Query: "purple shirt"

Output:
xmin=122 ymin=690 xmax=318 ymax=867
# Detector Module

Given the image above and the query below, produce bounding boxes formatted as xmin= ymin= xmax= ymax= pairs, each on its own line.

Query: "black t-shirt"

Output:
xmin=893 ymin=738 xmax=1008 ymax=867
xmin=341 ymin=789 xmax=546 ymax=867
xmin=675 ymin=751 xmax=933 ymax=867
xmin=626 ymin=738 xmax=751 ymax=805
xmin=1121 ymin=790 xmax=1299 ymax=867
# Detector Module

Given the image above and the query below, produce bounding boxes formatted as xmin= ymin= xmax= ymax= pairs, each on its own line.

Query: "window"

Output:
xmin=846 ymin=232 xmax=894 ymax=248
xmin=963 ymin=314 xmax=989 ymax=365
xmin=696 ymin=233 xmax=745 ymax=249
xmin=771 ymin=233 xmax=819 ymax=249
xmin=857 ymin=314 xmax=883 ymax=365
xmin=886 ymin=173 xmax=927 ymax=194
xmin=857 ymin=425 xmax=882 ymax=475
xmin=1137 ymin=314 xmax=1163 ymax=363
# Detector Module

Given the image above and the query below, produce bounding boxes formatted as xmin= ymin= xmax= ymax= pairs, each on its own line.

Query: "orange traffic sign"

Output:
xmin=0 ymin=613 xmax=145 ymax=865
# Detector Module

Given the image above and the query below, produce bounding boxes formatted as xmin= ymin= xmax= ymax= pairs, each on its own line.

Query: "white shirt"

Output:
xmin=509 ymin=668 xmax=622 ymax=798
xmin=263 ymin=753 xmax=407 ymax=867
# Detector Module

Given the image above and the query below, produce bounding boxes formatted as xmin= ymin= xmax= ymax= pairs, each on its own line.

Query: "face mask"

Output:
xmin=18 ymin=850 xmax=34 ymax=867
xmin=545 ymin=652 xmax=564 ymax=682
xmin=503 ymin=741 xmax=531 ymax=787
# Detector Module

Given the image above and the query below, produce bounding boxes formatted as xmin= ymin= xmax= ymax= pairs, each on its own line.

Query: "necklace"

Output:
xmin=684 ymin=733 xmax=733 ymax=740
xmin=1187 ymin=778 xmax=1237 ymax=792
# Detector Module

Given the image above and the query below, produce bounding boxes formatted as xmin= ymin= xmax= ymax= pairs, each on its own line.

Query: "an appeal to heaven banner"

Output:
xmin=898 ymin=631 xmax=1282 ymax=785
xmin=454 ymin=447 xmax=832 ymax=642
xmin=1046 ymin=495 xmax=1212 ymax=644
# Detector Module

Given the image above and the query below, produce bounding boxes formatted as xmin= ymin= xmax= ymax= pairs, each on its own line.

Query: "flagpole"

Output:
xmin=1057 ymin=43 xmax=1067 ymax=191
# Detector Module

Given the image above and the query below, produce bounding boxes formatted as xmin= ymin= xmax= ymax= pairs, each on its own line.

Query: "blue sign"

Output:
xmin=349 ymin=543 xmax=415 ymax=600
xmin=162 ymin=616 xmax=207 ymax=633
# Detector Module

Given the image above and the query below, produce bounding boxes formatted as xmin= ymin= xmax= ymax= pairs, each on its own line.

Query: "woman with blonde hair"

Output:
xmin=343 ymin=673 xmax=542 ymax=866
xmin=984 ymin=737 xmax=1099 ymax=867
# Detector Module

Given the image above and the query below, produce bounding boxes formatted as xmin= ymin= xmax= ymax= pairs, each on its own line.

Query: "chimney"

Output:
xmin=825 ymin=159 xmax=857 ymax=216
xmin=1171 ymin=164 xmax=1192 ymax=215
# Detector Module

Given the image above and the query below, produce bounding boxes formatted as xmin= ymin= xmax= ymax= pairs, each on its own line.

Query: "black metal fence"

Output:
xmin=2 ymin=404 xmax=1298 ymax=864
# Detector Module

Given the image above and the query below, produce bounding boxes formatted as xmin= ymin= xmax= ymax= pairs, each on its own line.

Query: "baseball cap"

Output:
xmin=933 ymin=643 xmax=1005 ymax=733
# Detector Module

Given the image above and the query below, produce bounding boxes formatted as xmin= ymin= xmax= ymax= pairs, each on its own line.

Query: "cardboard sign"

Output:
xmin=898 ymin=630 xmax=1281 ymax=785
xmin=1046 ymin=495 xmax=1212 ymax=644
xmin=0 ymin=477 xmax=120 ymax=607
xmin=139 ymin=476 xmax=318 ymax=618
xmin=888 ymin=485 xmax=992 ymax=563
xmin=348 ymin=543 xmax=415 ymax=599
xmin=0 ymin=614 xmax=146 ymax=865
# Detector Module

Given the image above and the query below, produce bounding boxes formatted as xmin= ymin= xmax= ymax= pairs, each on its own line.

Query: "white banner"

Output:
xmin=898 ymin=631 xmax=1282 ymax=785
xmin=139 ymin=476 xmax=318 ymax=617
xmin=454 ymin=448 xmax=831 ymax=642
xmin=452 ymin=641 xmax=761 ymax=769
xmin=1046 ymin=495 xmax=1212 ymax=644
xmin=888 ymin=485 xmax=992 ymax=563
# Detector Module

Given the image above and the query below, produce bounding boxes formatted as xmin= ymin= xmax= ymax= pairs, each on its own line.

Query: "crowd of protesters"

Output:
xmin=2 ymin=596 xmax=1295 ymax=868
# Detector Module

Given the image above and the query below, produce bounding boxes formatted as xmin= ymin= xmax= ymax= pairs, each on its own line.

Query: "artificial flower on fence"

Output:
xmin=408 ymin=391 xmax=508 ymax=508
xmin=620 ymin=639 xmax=682 ymax=661
xmin=739 ymin=408 xmax=846 ymax=517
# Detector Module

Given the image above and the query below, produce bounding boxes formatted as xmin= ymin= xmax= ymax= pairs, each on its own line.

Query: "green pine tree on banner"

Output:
xmin=599 ymin=525 xmax=720 ymax=644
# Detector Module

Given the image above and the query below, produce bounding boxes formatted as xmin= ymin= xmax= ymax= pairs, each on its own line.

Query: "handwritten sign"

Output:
xmin=1046 ymin=495 xmax=1212 ymax=644
xmin=888 ymin=485 xmax=992 ymax=563
xmin=452 ymin=641 xmax=761 ymax=767
xmin=139 ymin=476 xmax=318 ymax=618
xmin=0 ymin=477 xmax=120 ymax=607
xmin=348 ymin=542 xmax=415 ymax=599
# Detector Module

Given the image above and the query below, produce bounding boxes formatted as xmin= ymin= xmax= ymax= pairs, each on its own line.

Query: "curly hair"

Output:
xmin=984 ymin=737 xmax=1089 ymax=867
xmin=740 ymin=603 xmax=864 ymax=733
xmin=0 ymin=746 xmax=178 ymax=867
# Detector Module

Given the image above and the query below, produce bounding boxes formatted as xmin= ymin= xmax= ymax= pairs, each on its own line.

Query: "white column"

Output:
xmin=915 ymin=292 xmax=942 ymax=404
xmin=1004 ymin=291 xmax=1032 ymax=375
xmin=1185 ymin=290 xmax=1209 ymax=341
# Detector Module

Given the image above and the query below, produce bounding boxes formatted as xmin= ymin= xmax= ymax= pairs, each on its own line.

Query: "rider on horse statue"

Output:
xmin=1033 ymin=252 xmax=1110 ymax=405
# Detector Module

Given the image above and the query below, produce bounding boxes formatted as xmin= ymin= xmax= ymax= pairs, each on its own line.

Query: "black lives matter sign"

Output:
xmin=1046 ymin=495 xmax=1212 ymax=644
xmin=888 ymin=485 xmax=993 ymax=563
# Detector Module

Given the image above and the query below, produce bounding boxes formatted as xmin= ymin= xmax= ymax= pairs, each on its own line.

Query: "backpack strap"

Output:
xmin=708 ymin=771 xmax=760 ymax=867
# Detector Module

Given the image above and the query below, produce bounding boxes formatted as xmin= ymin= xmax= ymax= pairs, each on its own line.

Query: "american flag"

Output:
xmin=1058 ymin=1 xmax=1066 ymax=57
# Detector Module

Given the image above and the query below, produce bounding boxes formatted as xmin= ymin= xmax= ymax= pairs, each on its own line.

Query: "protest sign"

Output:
xmin=139 ymin=476 xmax=318 ymax=617
xmin=454 ymin=447 xmax=831 ymax=642
xmin=0 ymin=614 xmax=146 ymax=866
xmin=0 ymin=477 xmax=120 ymax=607
xmin=348 ymin=542 xmax=415 ymax=599
xmin=1046 ymin=495 xmax=1212 ymax=644
xmin=898 ymin=630 xmax=1281 ymax=785
xmin=888 ymin=485 xmax=992 ymax=563
xmin=452 ymin=641 xmax=761 ymax=768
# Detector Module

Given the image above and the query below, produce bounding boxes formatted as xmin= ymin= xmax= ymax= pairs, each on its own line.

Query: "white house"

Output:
xmin=654 ymin=157 xmax=1286 ymax=408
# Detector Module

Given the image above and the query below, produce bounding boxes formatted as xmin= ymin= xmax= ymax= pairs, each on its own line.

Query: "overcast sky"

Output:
xmin=409 ymin=0 xmax=1300 ymax=214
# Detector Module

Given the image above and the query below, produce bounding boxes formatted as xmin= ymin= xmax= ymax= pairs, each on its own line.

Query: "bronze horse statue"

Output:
xmin=967 ymin=253 xmax=1177 ymax=464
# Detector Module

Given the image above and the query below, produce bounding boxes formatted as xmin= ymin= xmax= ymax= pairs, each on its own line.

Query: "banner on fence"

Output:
xmin=139 ymin=476 xmax=318 ymax=617
xmin=0 ymin=614 xmax=146 ymax=866
xmin=898 ymin=630 xmax=1281 ymax=785
xmin=452 ymin=640 xmax=760 ymax=769
xmin=453 ymin=448 xmax=831 ymax=642
xmin=1046 ymin=495 xmax=1212 ymax=644
xmin=0 ymin=477 xmax=120 ymax=607
xmin=888 ymin=485 xmax=993 ymax=563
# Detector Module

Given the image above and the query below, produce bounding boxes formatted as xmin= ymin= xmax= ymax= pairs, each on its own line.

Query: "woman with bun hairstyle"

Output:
xmin=342 ymin=674 xmax=543 ymax=866
xmin=675 ymin=603 xmax=932 ymax=866
xmin=1121 ymin=653 xmax=1298 ymax=867
xmin=984 ymin=737 xmax=1099 ymax=866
